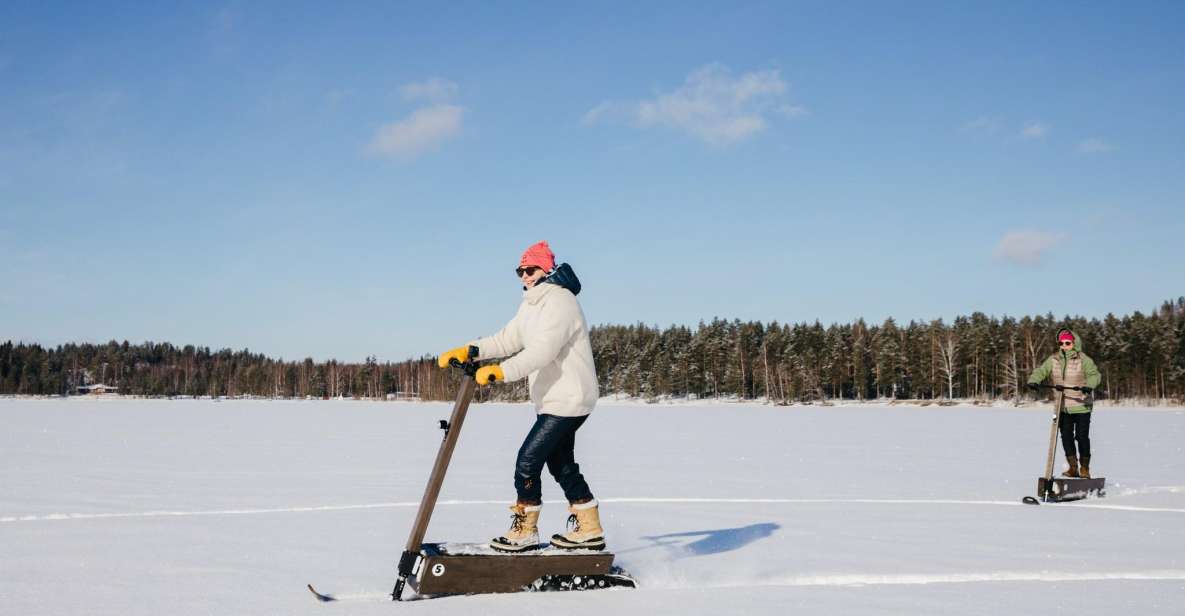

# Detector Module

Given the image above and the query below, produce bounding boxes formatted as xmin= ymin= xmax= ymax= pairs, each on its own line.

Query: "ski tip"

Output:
xmin=1021 ymin=496 xmax=1040 ymax=506
xmin=307 ymin=583 xmax=337 ymax=602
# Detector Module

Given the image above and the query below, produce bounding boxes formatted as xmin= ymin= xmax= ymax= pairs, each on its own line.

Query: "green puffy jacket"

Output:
xmin=1027 ymin=329 xmax=1101 ymax=413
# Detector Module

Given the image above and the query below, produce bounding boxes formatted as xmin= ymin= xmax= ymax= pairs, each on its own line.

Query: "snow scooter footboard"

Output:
xmin=409 ymin=543 xmax=633 ymax=596
xmin=1035 ymin=476 xmax=1106 ymax=503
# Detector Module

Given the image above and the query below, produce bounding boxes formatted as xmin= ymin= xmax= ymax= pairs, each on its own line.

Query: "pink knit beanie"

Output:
xmin=519 ymin=241 xmax=555 ymax=272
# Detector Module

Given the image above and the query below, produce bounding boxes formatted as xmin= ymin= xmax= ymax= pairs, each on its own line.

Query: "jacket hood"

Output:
xmin=1058 ymin=328 xmax=1083 ymax=353
xmin=542 ymin=262 xmax=581 ymax=296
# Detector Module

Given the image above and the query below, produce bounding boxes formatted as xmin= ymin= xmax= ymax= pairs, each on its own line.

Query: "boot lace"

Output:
xmin=509 ymin=511 xmax=526 ymax=533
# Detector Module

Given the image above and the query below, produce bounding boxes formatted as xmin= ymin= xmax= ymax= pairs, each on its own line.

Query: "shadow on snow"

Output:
xmin=623 ymin=522 xmax=781 ymax=558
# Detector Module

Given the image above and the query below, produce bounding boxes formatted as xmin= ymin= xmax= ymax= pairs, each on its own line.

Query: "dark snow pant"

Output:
xmin=515 ymin=413 xmax=594 ymax=505
xmin=1059 ymin=411 xmax=1092 ymax=459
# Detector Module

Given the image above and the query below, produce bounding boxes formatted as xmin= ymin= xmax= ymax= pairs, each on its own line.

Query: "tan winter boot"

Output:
xmin=1079 ymin=456 xmax=1091 ymax=479
xmin=1061 ymin=455 xmax=1080 ymax=478
xmin=550 ymin=500 xmax=606 ymax=551
xmin=490 ymin=503 xmax=541 ymax=552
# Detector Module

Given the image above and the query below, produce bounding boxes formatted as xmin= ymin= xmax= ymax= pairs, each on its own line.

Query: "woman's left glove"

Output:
xmin=475 ymin=365 xmax=504 ymax=385
xmin=438 ymin=345 xmax=475 ymax=369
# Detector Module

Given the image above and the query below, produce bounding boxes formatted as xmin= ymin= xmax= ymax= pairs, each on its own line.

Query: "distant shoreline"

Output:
xmin=2 ymin=394 xmax=1182 ymax=412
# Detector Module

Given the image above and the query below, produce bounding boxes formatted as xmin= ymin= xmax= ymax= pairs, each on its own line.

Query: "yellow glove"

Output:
xmin=438 ymin=345 xmax=474 ymax=369
xmin=475 ymin=365 xmax=504 ymax=385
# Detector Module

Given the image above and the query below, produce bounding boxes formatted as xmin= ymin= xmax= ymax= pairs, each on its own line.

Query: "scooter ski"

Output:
xmin=382 ymin=347 xmax=635 ymax=599
xmin=1022 ymin=384 xmax=1105 ymax=505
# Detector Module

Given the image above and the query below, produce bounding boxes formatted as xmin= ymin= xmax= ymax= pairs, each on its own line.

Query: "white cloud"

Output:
xmin=584 ymin=63 xmax=801 ymax=145
xmin=400 ymin=78 xmax=459 ymax=102
xmin=961 ymin=115 xmax=1001 ymax=134
xmin=992 ymin=229 xmax=1066 ymax=266
xmin=581 ymin=101 xmax=614 ymax=125
xmin=367 ymin=104 xmax=464 ymax=160
xmin=1077 ymin=138 xmax=1115 ymax=154
xmin=777 ymin=104 xmax=808 ymax=118
xmin=1020 ymin=122 xmax=1049 ymax=139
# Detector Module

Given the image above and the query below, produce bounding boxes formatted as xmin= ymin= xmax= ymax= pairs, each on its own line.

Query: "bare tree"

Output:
xmin=937 ymin=332 xmax=959 ymax=399
xmin=761 ymin=338 xmax=772 ymax=402
xmin=1001 ymin=348 xmax=1021 ymax=406
xmin=798 ymin=355 xmax=824 ymax=403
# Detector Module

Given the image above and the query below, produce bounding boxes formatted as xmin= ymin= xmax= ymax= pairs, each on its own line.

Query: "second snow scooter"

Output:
xmin=1022 ymin=384 xmax=1106 ymax=505
xmin=383 ymin=347 xmax=635 ymax=600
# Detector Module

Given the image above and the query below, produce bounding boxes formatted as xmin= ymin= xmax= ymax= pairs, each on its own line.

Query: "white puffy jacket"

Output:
xmin=472 ymin=282 xmax=599 ymax=417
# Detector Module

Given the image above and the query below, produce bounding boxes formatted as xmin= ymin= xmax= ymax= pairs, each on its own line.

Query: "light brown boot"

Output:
xmin=1079 ymin=456 xmax=1091 ymax=479
xmin=490 ymin=503 xmax=541 ymax=552
xmin=550 ymin=500 xmax=606 ymax=551
xmin=1061 ymin=455 xmax=1080 ymax=478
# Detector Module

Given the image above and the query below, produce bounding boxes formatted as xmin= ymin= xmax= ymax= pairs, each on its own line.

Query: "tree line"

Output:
xmin=591 ymin=298 xmax=1184 ymax=403
xmin=2 ymin=298 xmax=1182 ymax=403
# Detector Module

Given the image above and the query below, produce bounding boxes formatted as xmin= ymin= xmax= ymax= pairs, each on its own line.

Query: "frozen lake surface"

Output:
xmin=3 ymin=398 xmax=1184 ymax=614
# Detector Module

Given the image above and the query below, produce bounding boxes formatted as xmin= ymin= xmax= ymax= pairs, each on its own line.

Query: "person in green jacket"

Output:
xmin=1027 ymin=329 xmax=1102 ymax=478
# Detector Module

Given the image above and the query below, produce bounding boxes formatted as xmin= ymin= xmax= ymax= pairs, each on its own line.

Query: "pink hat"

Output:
xmin=519 ymin=241 xmax=555 ymax=272
xmin=1058 ymin=331 xmax=1075 ymax=342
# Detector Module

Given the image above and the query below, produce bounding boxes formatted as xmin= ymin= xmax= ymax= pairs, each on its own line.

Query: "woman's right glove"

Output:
xmin=438 ymin=345 xmax=475 ymax=369
xmin=475 ymin=365 xmax=504 ymax=385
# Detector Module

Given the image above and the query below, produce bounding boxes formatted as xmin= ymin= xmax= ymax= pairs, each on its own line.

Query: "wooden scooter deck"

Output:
xmin=1036 ymin=476 xmax=1106 ymax=502
xmin=408 ymin=543 xmax=619 ymax=596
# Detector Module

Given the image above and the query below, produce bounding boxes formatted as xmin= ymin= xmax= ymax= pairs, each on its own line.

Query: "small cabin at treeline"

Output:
xmin=77 ymin=384 xmax=119 ymax=395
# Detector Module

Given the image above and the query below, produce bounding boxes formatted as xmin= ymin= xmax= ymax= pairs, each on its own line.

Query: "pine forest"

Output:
xmin=3 ymin=299 xmax=1183 ymax=404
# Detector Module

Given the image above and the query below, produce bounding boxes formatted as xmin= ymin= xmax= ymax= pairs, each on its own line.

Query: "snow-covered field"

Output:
xmin=3 ymin=398 xmax=1184 ymax=615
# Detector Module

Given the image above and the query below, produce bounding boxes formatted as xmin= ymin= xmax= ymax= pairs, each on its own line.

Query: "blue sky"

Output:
xmin=2 ymin=2 xmax=1183 ymax=361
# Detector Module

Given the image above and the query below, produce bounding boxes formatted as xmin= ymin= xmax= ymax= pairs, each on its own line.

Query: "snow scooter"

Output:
xmin=1022 ymin=384 xmax=1105 ymax=505
xmin=309 ymin=347 xmax=635 ymax=602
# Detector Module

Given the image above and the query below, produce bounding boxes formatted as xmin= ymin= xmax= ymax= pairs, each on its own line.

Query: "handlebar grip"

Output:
xmin=445 ymin=346 xmax=482 ymax=377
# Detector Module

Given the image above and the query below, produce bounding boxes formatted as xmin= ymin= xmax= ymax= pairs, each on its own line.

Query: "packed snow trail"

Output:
xmin=702 ymin=569 xmax=1185 ymax=589
xmin=7 ymin=496 xmax=1185 ymax=523
xmin=304 ymin=569 xmax=1185 ymax=604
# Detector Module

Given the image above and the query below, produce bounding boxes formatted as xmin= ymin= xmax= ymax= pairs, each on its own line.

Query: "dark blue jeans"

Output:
xmin=1059 ymin=411 xmax=1091 ymax=458
xmin=515 ymin=413 xmax=594 ymax=505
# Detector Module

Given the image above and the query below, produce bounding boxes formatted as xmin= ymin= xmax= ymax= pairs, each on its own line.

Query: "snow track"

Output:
xmin=6 ymin=496 xmax=1185 ymax=523
xmin=721 ymin=569 xmax=1185 ymax=588
xmin=301 ymin=569 xmax=1185 ymax=603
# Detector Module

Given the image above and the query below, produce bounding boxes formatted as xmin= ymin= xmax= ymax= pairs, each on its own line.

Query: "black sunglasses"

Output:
xmin=1059 ymin=340 xmax=1074 ymax=346
xmin=515 ymin=266 xmax=542 ymax=277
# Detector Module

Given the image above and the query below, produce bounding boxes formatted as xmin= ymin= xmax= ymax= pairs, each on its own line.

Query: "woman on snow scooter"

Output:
xmin=438 ymin=240 xmax=604 ymax=553
xmin=1027 ymin=329 xmax=1102 ymax=478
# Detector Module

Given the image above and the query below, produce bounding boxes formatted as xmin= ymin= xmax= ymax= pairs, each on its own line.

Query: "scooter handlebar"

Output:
xmin=447 ymin=345 xmax=481 ymax=377
xmin=1030 ymin=383 xmax=1094 ymax=392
